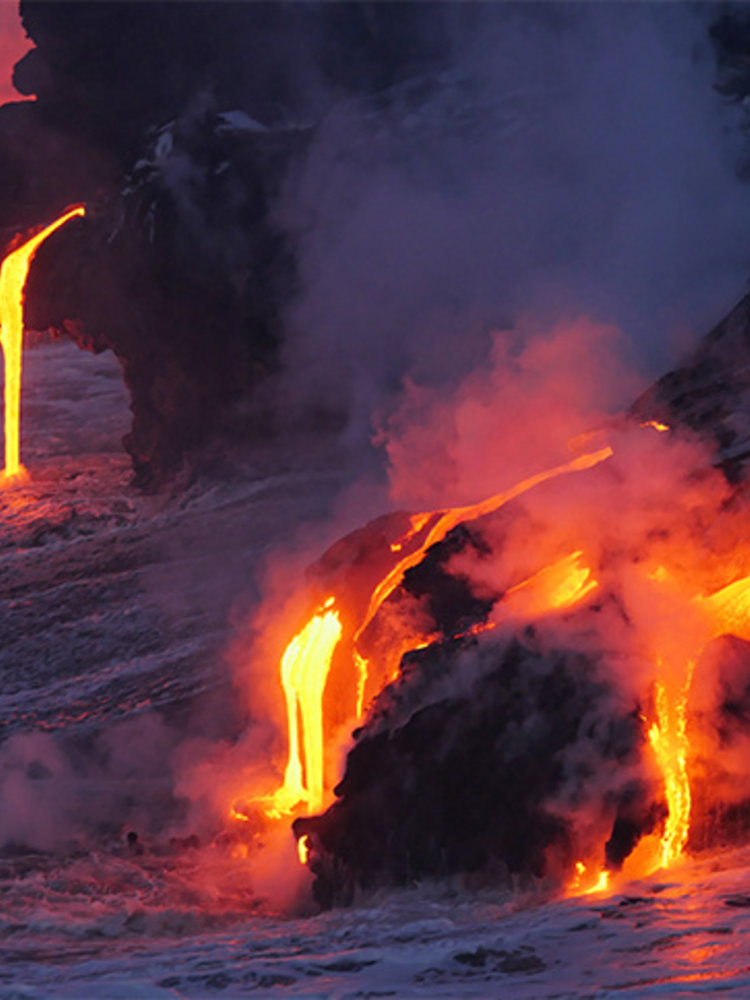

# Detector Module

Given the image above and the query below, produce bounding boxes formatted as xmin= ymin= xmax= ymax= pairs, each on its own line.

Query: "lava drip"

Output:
xmin=269 ymin=598 xmax=342 ymax=817
xmin=0 ymin=205 xmax=86 ymax=482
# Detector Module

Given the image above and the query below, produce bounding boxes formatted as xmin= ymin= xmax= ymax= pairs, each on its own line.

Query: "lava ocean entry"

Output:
xmin=9 ymin=2 xmax=750 ymax=997
xmin=223 ymin=370 xmax=750 ymax=908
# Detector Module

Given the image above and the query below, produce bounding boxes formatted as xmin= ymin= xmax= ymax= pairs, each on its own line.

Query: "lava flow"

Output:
xmin=649 ymin=666 xmax=694 ymax=869
xmin=235 ymin=446 xmax=612 ymax=826
xmin=233 ymin=406 xmax=750 ymax=897
xmin=268 ymin=597 xmax=342 ymax=817
xmin=574 ymin=563 xmax=750 ymax=893
xmin=0 ymin=205 xmax=86 ymax=482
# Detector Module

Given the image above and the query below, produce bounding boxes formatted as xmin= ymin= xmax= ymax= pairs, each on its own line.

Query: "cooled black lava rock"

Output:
xmin=688 ymin=635 xmax=750 ymax=851
xmin=294 ymin=633 xmax=649 ymax=907
xmin=631 ymin=294 xmax=750 ymax=482
xmin=604 ymin=785 xmax=663 ymax=870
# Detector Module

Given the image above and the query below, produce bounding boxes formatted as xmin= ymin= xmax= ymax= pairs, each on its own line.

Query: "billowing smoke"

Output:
xmin=0 ymin=717 xmax=179 ymax=851
xmin=174 ymin=0 xmax=750 ymax=895
xmin=274 ymin=4 xmax=750 ymax=456
xmin=3 ymin=3 xmax=750 ymax=484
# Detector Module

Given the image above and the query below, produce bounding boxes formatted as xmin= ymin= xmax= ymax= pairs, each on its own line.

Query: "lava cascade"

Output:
xmin=0 ymin=205 xmax=85 ymax=481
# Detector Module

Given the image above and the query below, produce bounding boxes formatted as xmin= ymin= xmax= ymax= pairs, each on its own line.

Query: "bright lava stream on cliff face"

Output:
xmin=0 ymin=205 xmax=86 ymax=483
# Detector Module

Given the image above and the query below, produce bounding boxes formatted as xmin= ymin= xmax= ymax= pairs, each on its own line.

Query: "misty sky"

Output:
xmin=276 ymin=3 xmax=750 ymax=453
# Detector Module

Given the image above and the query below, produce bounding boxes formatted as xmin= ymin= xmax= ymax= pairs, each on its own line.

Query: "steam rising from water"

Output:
xmin=177 ymin=6 xmax=750 ymax=901
xmin=276 ymin=4 xmax=750 ymax=453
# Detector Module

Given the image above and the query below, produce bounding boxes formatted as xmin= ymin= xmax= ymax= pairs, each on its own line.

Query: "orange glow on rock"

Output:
xmin=0 ymin=205 xmax=85 ymax=481
xmin=504 ymin=550 xmax=597 ymax=619
xmin=568 ymin=860 xmax=610 ymax=896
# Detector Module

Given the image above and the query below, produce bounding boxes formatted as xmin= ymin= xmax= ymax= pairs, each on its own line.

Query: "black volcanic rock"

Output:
xmin=686 ymin=635 xmax=750 ymax=852
xmin=294 ymin=634 xmax=649 ymax=907
xmin=631 ymin=294 xmax=750 ymax=481
xmin=399 ymin=524 xmax=497 ymax=638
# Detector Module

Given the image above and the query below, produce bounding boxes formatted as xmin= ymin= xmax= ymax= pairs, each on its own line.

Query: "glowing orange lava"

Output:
xmin=614 ymin=570 xmax=750 ymax=886
xmin=0 ymin=205 xmax=85 ymax=481
xmin=240 ymin=429 xmax=750 ymax=884
xmin=244 ymin=447 xmax=612 ymax=835
xmin=390 ymin=512 xmax=432 ymax=552
xmin=355 ymin=448 xmax=612 ymax=644
xmin=267 ymin=597 xmax=342 ymax=818
xmin=648 ymin=664 xmax=695 ymax=868
xmin=350 ymin=448 xmax=612 ymax=710
xmin=569 ymin=861 xmax=610 ymax=895
xmin=504 ymin=550 xmax=597 ymax=619
xmin=650 ymin=572 xmax=750 ymax=871
xmin=297 ymin=834 xmax=311 ymax=865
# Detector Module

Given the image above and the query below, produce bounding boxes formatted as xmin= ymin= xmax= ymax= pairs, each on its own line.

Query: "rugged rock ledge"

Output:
xmin=0 ymin=2 xmax=454 ymax=485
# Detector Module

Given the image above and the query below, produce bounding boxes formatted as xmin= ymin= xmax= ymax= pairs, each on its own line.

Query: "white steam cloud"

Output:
xmin=276 ymin=4 xmax=750 ymax=453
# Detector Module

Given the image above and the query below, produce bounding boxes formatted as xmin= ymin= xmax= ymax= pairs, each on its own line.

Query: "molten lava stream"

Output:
xmin=568 ymin=862 xmax=610 ymax=896
xmin=266 ymin=597 xmax=342 ymax=818
xmin=252 ymin=416 xmax=750 ymax=889
xmin=646 ymin=572 xmax=750 ymax=875
xmin=242 ymin=447 xmax=613 ymax=836
xmin=354 ymin=447 xmax=613 ymax=646
xmin=349 ymin=448 xmax=612 ymax=717
xmin=572 ymin=569 xmax=750 ymax=897
xmin=648 ymin=664 xmax=694 ymax=870
xmin=503 ymin=550 xmax=597 ymax=618
xmin=0 ymin=205 xmax=85 ymax=482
